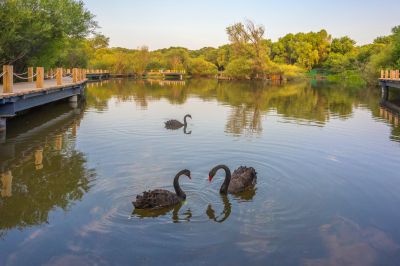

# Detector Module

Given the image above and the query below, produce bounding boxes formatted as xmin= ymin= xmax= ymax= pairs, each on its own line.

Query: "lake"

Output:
xmin=1 ymin=78 xmax=400 ymax=265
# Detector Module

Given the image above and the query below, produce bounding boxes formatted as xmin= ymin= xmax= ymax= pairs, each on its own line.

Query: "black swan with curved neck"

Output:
xmin=165 ymin=114 xmax=192 ymax=130
xmin=208 ymin=165 xmax=257 ymax=194
xmin=133 ymin=169 xmax=191 ymax=209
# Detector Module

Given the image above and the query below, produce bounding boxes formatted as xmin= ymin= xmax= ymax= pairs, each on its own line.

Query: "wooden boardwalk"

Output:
xmin=0 ymin=77 xmax=77 ymax=99
xmin=0 ymin=66 xmax=107 ymax=135
xmin=379 ymin=69 xmax=400 ymax=101
xmin=145 ymin=70 xmax=185 ymax=80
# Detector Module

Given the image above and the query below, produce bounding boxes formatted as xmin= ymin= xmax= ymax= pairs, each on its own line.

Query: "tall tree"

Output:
xmin=0 ymin=0 xmax=97 ymax=71
xmin=226 ymin=20 xmax=269 ymax=77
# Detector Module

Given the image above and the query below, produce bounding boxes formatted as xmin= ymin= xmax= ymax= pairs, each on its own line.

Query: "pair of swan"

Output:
xmin=133 ymin=165 xmax=257 ymax=209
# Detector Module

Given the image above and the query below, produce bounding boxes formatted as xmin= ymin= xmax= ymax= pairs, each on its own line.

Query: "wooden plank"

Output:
xmin=1 ymin=170 xmax=13 ymax=197
xmin=36 ymin=67 xmax=44 ymax=88
xmin=28 ymin=67 xmax=34 ymax=82
xmin=72 ymin=68 xmax=78 ymax=83
xmin=3 ymin=65 xmax=13 ymax=93
xmin=34 ymin=148 xmax=43 ymax=170
xmin=56 ymin=68 xmax=62 ymax=85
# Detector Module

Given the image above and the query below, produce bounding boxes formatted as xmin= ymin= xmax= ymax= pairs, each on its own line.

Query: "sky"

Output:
xmin=83 ymin=0 xmax=400 ymax=50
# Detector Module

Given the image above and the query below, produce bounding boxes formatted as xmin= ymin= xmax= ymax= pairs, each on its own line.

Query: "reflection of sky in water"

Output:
xmin=1 ymin=79 xmax=400 ymax=265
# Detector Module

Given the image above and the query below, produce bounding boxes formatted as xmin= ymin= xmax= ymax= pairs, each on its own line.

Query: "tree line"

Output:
xmin=1 ymin=0 xmax=399 ymax=82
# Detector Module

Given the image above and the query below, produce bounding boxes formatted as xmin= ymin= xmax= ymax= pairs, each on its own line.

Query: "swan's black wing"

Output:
xmin=228 ymin=166 xmax=257 ymax=193
xmin=133 ymin=189 xmax=181 ymax=209
xmin=165 ymin=120 xmax=184 ymax=129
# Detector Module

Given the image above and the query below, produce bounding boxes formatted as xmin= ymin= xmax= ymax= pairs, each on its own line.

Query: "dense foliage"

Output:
xmin=1 ymin=0 xmax=399 ymax=82
xmin=0 ymin=0 xmax=97 ymax=72
xmin=85 ymin=21 xmax=400 ymax=82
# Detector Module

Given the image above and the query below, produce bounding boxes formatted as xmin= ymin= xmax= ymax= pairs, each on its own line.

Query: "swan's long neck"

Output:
xmin=183 ymin=115 xmax=190 ymax=125
xmin=216 ymin=165 xmax=231 ymax=194
xmin=173 ymin=170 xmax=187 ymax=199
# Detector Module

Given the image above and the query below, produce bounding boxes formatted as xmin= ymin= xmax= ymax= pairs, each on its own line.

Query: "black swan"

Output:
xmin=133 ymin=169 xmax=191 ymax=209
xmin=165 ymin=114 xmax=192 ymax=130
xmin=208 ymin=165 xmax=257 ymax=194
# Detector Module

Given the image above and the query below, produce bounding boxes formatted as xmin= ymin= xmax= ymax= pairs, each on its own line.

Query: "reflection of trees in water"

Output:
xmin=0 ymin=146 xmax=94 ymax=237
xmin=0 ymin=105 xmax=94 ymax=237
xmin=225 ymin=105 xmax=262 ymax=136
xmin=85 ymin=79 xmax=380 ymax=135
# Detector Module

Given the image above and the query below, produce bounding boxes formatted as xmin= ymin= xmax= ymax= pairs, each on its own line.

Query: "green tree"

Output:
xmin=187 ymin=57 xmax=218 ymax=76
xmin=225 ymin=58 xmax=253 ymax=79
xmin=226 ymin=20 xmax=270 ymax=77
xmin=331 ymin=36 xmax=356 ymax=55
xmin=0 ymin=0 xmax=97 ymax=71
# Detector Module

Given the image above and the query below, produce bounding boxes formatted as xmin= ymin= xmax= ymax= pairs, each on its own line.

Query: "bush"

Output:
xmin=187 ymin=57 xmax=218 ymax=76
xmin=225 ymin=58 xmax=253 ymax=79
xmin=276 ymin=64 xmax=305 ymax=80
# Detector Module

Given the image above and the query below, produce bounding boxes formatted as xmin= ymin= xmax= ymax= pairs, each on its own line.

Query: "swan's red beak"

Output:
xmin=208 ymin=175 xmax=213 ymax=182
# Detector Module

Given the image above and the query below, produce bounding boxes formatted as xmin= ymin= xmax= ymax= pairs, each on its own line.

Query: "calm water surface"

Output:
xmin=1 ymin=79 xmax=400 ymax=265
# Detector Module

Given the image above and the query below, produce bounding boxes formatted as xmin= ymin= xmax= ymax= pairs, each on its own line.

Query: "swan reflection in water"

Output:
xmin=132 ymin=202 xmax=192 ymax=223
xmin=206 ymin=187 xmax=257 ymax=223
xmin=232 ymin=187 xmax=257 ymax=202
xmin=183 ymin=125 xmax=191 ymax=135
xmin=206 ymin=194 xmax=232 ymax=223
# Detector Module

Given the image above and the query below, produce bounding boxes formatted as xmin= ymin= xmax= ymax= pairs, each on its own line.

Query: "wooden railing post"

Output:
xmin=56 ymin=68 xmax=62 ymax=85
xmin=2 ymin=65 xmax=13 ymax=93
xmin=72 ymin=68 xmax=78 ymax=83
xmin=385 ymin=70 xmax=389 ymax=79
xmin=28 ymin=67 xmax=34 ymax=82
xmin=396 ymin=70 xmax=399 ymax=80
xmin=83 ymin=69 xmax=87 ymax=80
xmin=36 ymin=67 xmax=44 ymax=88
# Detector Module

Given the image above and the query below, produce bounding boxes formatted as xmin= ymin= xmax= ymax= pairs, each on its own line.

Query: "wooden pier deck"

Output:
xmin=145 ymin=70 xmax=185 ymax=80
xmin=1 ymin=77 xmax=77 ymax=98
xmin=379 ymin=69 xmax=400 ymax=101
xmin=0 ymin=66 xmax=108 ymax=136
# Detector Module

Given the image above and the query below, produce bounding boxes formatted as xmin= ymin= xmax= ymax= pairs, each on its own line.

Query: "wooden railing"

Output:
xmin=380 ymin=69 xmax=400 ymax=80
xmin=1 ymin=65 xmax=107 ymax=93
xmin=147 ymin=69 xmax=186 ymax=74
xmin=86 ymin=69 xmax=109 ymax=74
